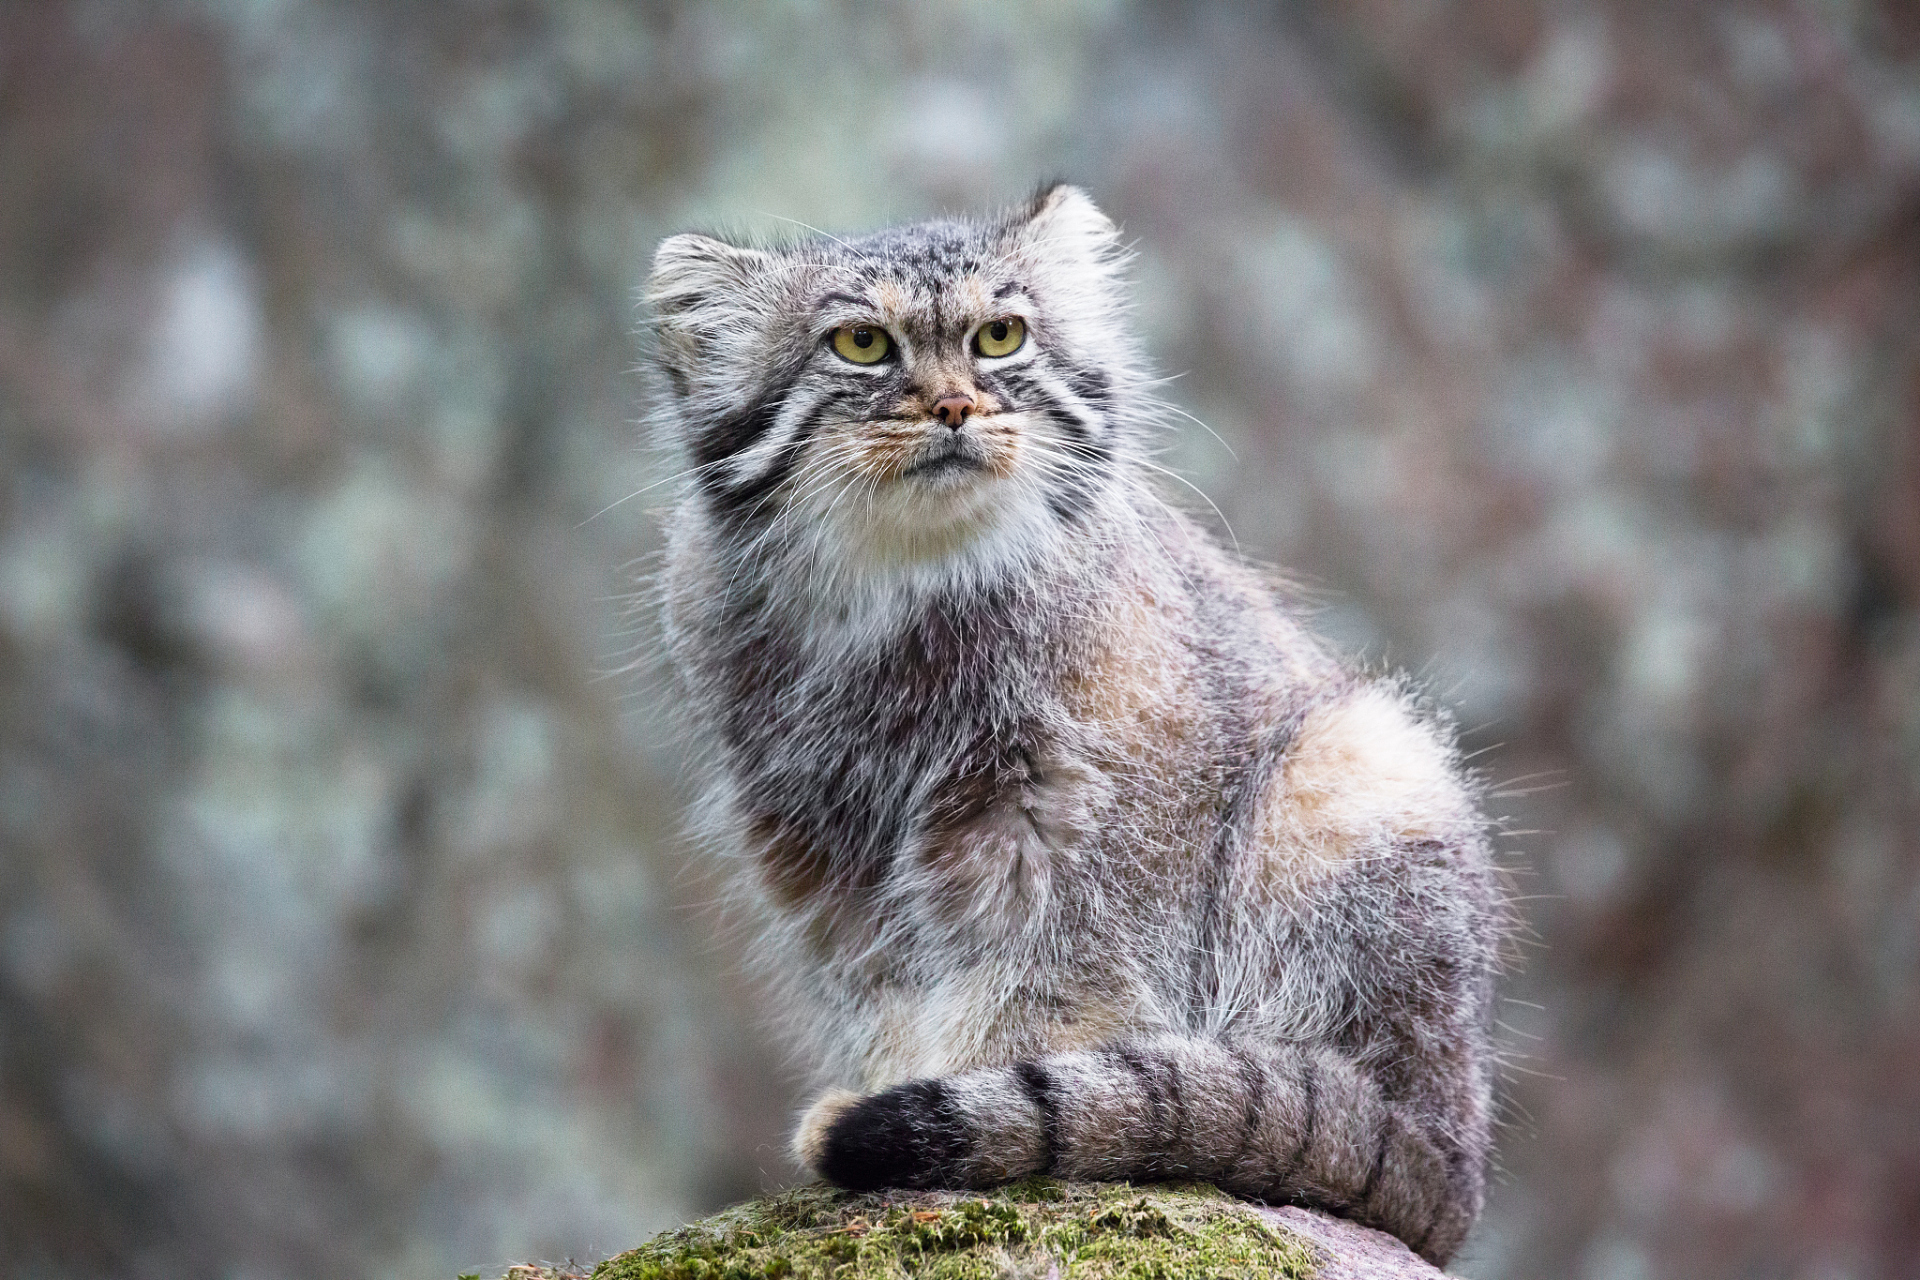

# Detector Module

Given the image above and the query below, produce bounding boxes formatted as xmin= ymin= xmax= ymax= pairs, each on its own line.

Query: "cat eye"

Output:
xmin=831 ymin=324 xmax=892 ymax=365
xmin=974 ymin=317 xmax=1026 ymax=359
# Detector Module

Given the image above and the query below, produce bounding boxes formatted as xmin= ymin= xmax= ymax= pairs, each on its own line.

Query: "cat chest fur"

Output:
xmin=700 ymin=573 xmax=1209 ymax=919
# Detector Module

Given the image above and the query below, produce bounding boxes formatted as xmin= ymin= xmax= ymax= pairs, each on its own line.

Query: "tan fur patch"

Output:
xmin=1032 ymin=997 xmax=1136 ymax=1055
xmin=871 ymin=278 xmax=911 ymax=319
xmin=951 ymin=273 xmax=994 ymax=317
xmin=791 ymin=1088 xmax=863 ymax=1173
xmin=1258 ymin=685 xmax=1470 ymax=883
xmin=1060 ymin=584 xmax=1191 ymax=735
xmin=916 ymin=350 xmax=989 ymax=408
xmin=847 ymin=420 xmax=939 ymax=483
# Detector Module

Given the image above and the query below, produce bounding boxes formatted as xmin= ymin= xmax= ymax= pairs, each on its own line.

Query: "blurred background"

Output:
xmin=1 ymin=1 xmax=1916 ymax=1277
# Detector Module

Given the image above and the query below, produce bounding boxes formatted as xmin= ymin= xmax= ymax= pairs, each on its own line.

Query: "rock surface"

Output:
xmin=490 ymin=1181 xmax=1442 ymax=1280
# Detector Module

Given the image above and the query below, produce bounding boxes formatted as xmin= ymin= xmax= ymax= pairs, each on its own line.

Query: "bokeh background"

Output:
xmin=2 ymin=1 xmax=1917 ymax=1277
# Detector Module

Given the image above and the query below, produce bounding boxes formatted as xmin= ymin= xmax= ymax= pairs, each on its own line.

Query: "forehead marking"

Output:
xmin=953 ymin=275 xmax=993 ymax=316
xmin=873 ymin=278 xmax=912 ymax=318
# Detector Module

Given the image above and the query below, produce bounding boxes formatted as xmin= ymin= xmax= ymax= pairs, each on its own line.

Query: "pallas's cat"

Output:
xmin=645 ymin=185 xmax=1502 ymax=1265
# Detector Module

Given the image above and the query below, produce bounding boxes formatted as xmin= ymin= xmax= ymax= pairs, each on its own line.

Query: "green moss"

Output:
xmin=577 ymin=1181 xmax=1317 ymax=1280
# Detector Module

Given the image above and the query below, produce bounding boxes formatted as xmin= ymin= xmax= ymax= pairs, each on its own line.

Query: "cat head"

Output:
xmin=645 ymin=185 xmax=1143 ymax=578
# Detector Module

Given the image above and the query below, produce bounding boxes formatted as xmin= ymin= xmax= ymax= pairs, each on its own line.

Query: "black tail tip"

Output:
xmin=817 ymin=1079 xmax=973 ymax=1192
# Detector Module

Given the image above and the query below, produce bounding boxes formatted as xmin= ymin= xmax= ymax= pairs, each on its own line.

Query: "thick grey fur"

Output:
xmin=643 ymin=185 xmax=1505 ymax=1267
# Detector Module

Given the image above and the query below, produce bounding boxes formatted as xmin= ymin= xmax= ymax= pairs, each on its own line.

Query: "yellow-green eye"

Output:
xmin=831 ymin=324 xmax=891 ymax=364
xmin=974 ymin=317 xmax=1025 ymax=358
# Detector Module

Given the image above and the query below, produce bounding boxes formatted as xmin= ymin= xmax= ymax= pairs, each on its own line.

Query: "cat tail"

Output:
xmin=792 ymin=1034 xmax=1482 ymax=1267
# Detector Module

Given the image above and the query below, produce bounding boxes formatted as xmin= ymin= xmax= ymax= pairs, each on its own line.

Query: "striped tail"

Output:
xmin=792 ymin=1035 xmax=1483 ymax=1267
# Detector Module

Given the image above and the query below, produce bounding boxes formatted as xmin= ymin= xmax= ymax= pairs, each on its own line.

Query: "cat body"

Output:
xmin=648 ymin=186 xmax=1501 ymax=1265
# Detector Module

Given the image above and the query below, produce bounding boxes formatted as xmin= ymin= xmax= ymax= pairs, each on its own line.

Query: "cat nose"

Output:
xmin=932 ymin=394 xmax=975 ymax=429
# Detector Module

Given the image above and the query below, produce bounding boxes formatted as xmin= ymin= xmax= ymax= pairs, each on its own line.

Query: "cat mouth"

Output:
xmin=902 ymin=440 xmax=987 ymax=480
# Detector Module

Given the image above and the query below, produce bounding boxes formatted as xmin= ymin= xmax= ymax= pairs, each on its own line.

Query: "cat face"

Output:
xmin=647 ymin=185 xmax=1137 ymax=571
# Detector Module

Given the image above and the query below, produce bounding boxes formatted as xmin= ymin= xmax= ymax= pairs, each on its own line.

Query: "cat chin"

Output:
xmin=763 ymin=480 xmax=1073 ymax=653
xmin=829 ymin=472 xmax=1055 ymax=575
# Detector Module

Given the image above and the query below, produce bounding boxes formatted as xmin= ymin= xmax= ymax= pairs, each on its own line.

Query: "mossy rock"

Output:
xmin=486 ymin=1180 xmax=1335 ymax=1280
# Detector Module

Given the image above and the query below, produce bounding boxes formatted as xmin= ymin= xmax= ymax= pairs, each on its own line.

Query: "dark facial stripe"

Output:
xmin=1002 ymin=365 xmax=1107 ymax=447
xmin=988 ymin=363 xmax=1113 ymax=521
xmin=1014 ymin=1061 xmax=1061 ymax=1173
xmin=692 ymin=388 xmax=786 ymax=473
xmin=694 ymin=383 xmax=839 ymax=522
xmin=703 ymin=433 xmax=812 ymax=520
xmin=1061 ymin=362 xmax=1112 ymax=411
xmin=687 ymin=346 xmax=822 ymax=513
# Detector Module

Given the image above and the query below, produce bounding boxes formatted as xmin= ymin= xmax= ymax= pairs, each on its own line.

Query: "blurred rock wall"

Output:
xmin=0 ymin=2 xmax=1915 ymax=1278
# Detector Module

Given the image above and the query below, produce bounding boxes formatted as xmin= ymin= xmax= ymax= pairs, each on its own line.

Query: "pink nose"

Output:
xmin=933 ymin=394 xmax=975 ymax=428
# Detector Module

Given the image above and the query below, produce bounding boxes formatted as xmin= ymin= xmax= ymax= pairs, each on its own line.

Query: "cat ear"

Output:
xmin=646 ymin=233 xmax=778 ymax=382
xmin=1017 ymin=183 xmax=1120 ymax=259
xmin=646 ymin=233 xmax=773 ymax=319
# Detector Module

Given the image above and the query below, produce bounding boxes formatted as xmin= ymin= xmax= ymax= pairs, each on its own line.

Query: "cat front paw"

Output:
xmin=796 ymin=1079 xmax=972 ymax=1191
